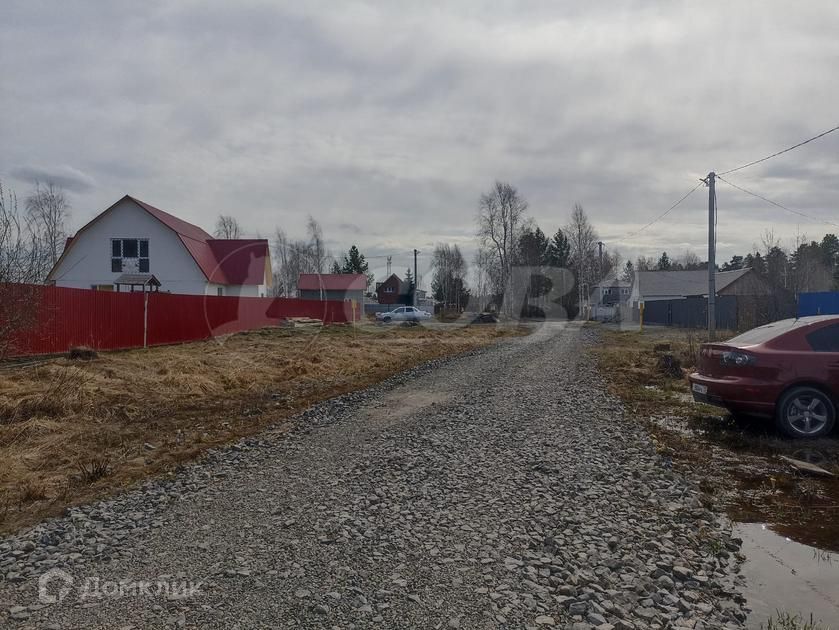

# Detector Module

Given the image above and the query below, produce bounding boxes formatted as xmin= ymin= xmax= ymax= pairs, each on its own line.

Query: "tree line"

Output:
xmin=471 ymin=182 xmax=617 ymax=316
xmin=426 ymin=181 xmax=618 ymax=316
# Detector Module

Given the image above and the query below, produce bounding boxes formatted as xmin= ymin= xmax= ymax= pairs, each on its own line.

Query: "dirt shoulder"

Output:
xmin=0 ymin=322 xmax=527 ymax=535
xmin=589 ymin=324 xmax=839 ymax=553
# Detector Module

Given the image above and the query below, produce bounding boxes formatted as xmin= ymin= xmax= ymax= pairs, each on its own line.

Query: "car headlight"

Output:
xmin=720 ymin=351 xmax=756 ymax=367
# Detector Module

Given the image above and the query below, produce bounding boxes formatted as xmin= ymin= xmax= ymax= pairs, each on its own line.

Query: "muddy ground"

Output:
xmin=591 ymin=325 xmax=839 ymax=554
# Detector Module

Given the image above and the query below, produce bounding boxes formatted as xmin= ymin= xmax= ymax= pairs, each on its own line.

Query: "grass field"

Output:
xmin=0 ymin=322 xmax=526 ymax=534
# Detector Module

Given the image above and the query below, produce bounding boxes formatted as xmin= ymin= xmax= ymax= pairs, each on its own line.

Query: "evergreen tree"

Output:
xmin=518 ymin=226 xmax=550 ymax=267
xmin=657 ymin=252 xmax=672 ymax=271
xmin=546 ymin=229 xmax=570 ymax=268
xmin=827 ymin=235 xmax=839 ymax=289
xmin=329 ymin=260 xmax=341 ymax=274
xmin=765 ymin=246 xmax=789 ymax=288
xmin=340 ymin=245 xmax=373 ymax=287
xmin=743 ymin=252 xmax=766 ymax=276
xmin=720 ymin=255 xmax=744 ymax=272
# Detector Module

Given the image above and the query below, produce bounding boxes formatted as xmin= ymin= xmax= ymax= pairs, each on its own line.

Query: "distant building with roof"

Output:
xmin=629 ymin=268 xmax=769 ymax=309
xmin=589 ymin=278 xmax=632 ymax=307
xmin=375 ymin=273 xmax=412 ymax=305
xmin=297 ymin=273 xmax=366 ymax=303
xmin=46 ymin=195 xmax=271 ymax=296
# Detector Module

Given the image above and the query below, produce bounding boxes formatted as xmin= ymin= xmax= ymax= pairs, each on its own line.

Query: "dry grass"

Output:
xmin=590 ymin=324 xmax=839 ymax=552
xmin=0 ymin=322 xmax=526 ymax=534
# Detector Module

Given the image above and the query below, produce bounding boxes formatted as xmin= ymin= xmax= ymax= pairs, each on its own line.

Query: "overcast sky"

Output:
xmin=2 ymin=1 xmax=838 ymax=286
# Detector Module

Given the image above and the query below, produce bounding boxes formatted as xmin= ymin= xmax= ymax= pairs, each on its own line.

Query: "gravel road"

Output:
xmin=0 ymin=323 xmax=747 ymax=629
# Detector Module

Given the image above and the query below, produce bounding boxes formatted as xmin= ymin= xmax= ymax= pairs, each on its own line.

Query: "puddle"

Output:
xmin=736 ymin=522 xmax=839 ymax=628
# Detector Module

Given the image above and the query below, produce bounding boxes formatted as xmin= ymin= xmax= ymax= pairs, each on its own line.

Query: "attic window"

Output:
xmin=112 ymin=238 xmax=149 ymax=273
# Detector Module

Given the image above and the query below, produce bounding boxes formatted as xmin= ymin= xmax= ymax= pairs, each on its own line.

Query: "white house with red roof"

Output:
xmin=46 ymin=195 xmax=272 ymax=297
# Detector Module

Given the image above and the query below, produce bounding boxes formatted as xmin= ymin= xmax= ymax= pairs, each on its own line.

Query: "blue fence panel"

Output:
xmin=798 ymin=292 xmax=839 ymax=316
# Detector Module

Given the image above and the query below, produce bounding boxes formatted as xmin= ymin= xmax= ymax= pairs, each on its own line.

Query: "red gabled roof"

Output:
xmin=47 ymin=195 xmax=270 ymax=287
xmin=128 ymin=196 xmax=213 ymax=242
xmin=298 ymin=273 xmax=366 ymax=292
xmin=207 ymin=240 xmax=270 ymax=285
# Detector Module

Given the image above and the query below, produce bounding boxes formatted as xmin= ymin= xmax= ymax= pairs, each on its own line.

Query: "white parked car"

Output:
xmin=376 ymin=306 xmax=433 ymax=323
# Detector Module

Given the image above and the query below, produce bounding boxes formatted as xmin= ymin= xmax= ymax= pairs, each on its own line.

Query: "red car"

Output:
xmin=689 ymin=315 xmax=839 ymax=438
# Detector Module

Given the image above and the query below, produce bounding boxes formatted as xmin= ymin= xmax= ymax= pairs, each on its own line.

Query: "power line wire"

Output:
xmin=718 ymin=124 xmax=839 ymax=176
xmin=716 ymin=174 xmax=839 ymax=229
xmin=608 ymin=180 xmax=704 ymax=244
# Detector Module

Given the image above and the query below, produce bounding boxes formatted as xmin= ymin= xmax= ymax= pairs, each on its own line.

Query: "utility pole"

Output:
xmin=707 ymin=172 xmax=716 ymax=340
xmin=413 ymin=249 xmax=419 ymax=307
xmin=597 ymin=241 xmax=604 ymax=317
xmin=386 ymin=256 xmax=392 ymax=277
xmin=598 ymin=241 xmax=604 ymax=275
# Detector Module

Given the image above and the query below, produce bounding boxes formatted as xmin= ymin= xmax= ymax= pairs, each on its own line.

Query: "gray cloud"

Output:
xmin=8 ymin=165 xmax=96 ymax=193
xmin=1 ymin=0 xmax=838 ymax=285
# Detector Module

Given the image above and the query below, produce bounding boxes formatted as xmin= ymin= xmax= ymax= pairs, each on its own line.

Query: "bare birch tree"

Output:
xmin=431 ymin=243 xmax=469 ymax=310
xmin=477 ymin=181 xmax=527 ymax=314
xmin=0 ymin=181 xmax=48 ymax=356
xmin=566 ymin=203 xmax=598 ymax=308
xmin=0 ymin=182 xmax=29 ymax=283
xmin=306 ymin=216 xmax=327 ymax=273
xmin=473 ymin=246 xmax=501 ymax=310
xmin=272 ymin=228 xmax=293 ymax=296
xmin=26 ymin=182 xmax=69 ymax=281
xmin=272 ymin=218 xmax=332 ymax=296
xmin=214 ymin=215 xmax=242 ymax=239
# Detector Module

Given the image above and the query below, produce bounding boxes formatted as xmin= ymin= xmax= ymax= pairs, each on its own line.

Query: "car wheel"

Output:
xmin=776 ymin=386 xmax=836 ymax=438
xmin=382 ymin=316 xmax=391 ymax=323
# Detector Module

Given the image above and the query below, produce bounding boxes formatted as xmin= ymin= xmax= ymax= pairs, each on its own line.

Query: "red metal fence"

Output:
xmin=1 ymin=284 xmax=359 ymax=357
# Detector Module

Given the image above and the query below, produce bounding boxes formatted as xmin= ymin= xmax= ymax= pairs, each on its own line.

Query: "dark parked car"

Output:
xmin=689 ymin=315 xmax=839 ymax=438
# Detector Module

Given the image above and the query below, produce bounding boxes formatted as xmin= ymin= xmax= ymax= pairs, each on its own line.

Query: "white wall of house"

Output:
xmin=224 ymin=284 xmax=267 ymax=298
xmin=629 ymin=280 xmax=642 ymax=308
xmin=51 ymin=198 xmax=210 ymax=295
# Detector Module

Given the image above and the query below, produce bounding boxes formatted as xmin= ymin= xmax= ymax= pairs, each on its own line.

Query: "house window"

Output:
xmin=384 ymin=287 xmax=394 ymax=293
xmin=217 ymin=287 xmax=223 ymax=296
xmin=111 ymin=239 xmax=149 ymax=273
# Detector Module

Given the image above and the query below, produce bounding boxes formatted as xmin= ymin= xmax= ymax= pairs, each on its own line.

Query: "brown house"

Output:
xmin=376 ymin=274 xmax=411 ymax=305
